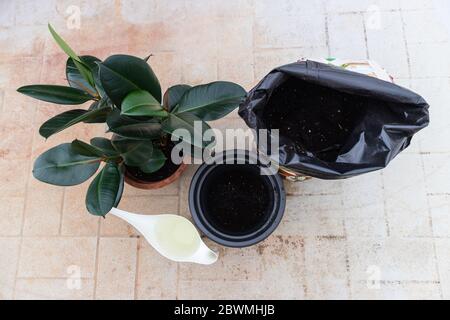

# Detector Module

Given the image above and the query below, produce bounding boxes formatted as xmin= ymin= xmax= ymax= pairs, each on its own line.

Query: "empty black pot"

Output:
xmin=189 ymin=150 xmax=286 ymax=248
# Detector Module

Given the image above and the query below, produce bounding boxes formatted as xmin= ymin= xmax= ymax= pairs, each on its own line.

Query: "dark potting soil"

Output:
xmin=202 ymin=164 xmax=272 ymax=235
xmin=126 ymin=142 xmax=181 ymax=182
xmin=263 ymin=78 xmax=366 ymax=162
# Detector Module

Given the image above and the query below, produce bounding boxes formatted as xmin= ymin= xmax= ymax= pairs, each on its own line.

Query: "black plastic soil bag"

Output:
xmin=239 ymin=60 xmax=430 ymax=179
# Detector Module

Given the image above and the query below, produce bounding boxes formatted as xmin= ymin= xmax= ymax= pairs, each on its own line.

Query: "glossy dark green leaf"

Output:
xmin=71 ymin=139 xmax=108 ymax=157
xmin=106 ymin=109 xmax=161 ymax=140
xmin=121 ymin=90 xmax=167 ymax=117
xmin=114 ymin=164 xmax=125 ymax=207
xmin=48 ymin=24 xmax=94 ymax=87
xmin=111 ymin=136 xmax=154 ymax=167
xmin=173 ymin=81 xmax=246 ymax=121
xmin=17 ymin=85 xmax=94 ymax=105
xmin=163 ymin=84 xmax=191 ymax=112
xmin=39 ymin=107 xmax=111 ymax=138
xmin=66 ymin=56 xmax=101 ymax=96
xmin=84 ymin=98 xmax=112 ymax=123
xmin=98 ymin=54 xmax=161 ymax=107
xmin=33 ymin=143 xmax=101 ymax=186
xmin=139 ymin=148 xmax=167 ymax=173
xmin=90 ymin=137 xmax=119 ymax=157
xmin=86 ymin=162 xmax=123 ymax=216
xmin=162 ymin=113 xmax=212 ymax=149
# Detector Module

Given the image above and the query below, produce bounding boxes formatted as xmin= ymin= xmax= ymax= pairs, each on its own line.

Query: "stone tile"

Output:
xmin=179 ymin=246 xmax=262 ymax=282
xmin=14 ymin=0 xmax=58 ymax=26
xmin=95 ymin=237 xmax=138 ymax=300
xmin=216 ymin=0 xmax=254 ymax=18
xmin=0 ymin=1 xmax=15 ymax=27
xmin=0 ymin=197 xmax=25 ymax=236
xmin=101 ymin=196 xmax=179 ymax=237
xmin=351 ymin=281 xmax=441 ymax=300
xmin=345 ymin=216 xmax=388 ymax=238
xmin=18 ymin=237 xmax=97 ymax=278
xmin=435 ymin=239 xmax=450 ymax=299
xmin=325 ymin=0 xmax=401 ymax=13
xmin=0 ymin=159 xmax=29 ymax=198
xmin=257 ymin=236 xmax=306 ymax=299
xmin=0 ymin=26 xmax=46 ymax=58
xmin=428 ymin=195 xmax=450 ymax=237
xmin=178 ymin=280 xmax=262 ymax=299
xmin=253 ymin=46 xmax=329 ymax=81
xmin=382 ymin=154 xmax=432 ymax=237
xmin=178 ymin=236 xmax=306 ymax=299
xmin=41 ymin=53 xmax=71 ymax=85
xmin=120 ymin=0 xmax=186 ymax=25
xmin=402 ymin=9 xmax=449 ymax=44
xmin=0 ymin=238 xmax=21 ymax=300
xmin=179 ymin=165 xmax=200 ymax=218
xmin=422 ymin=153 xmax=450 ymax=195
xmin=328 ymin=13 xmax=367 ymax=59
xmin=285 ymin=179 xmax=343 ymax=196
xmin=304 ymin=237 xmax=350 ymax=299
xmin=216 ymin=17 xmax=254 ymax=89
xmin=275 ymin=195 xmax=345 ymax=237
xmin=348 ymin=238 xmax=438 ymax=282
xmin=15 ymin=278 xmax=94 ymax=300
xmin=255 ymin=0 xmax=325 ymax=17
xmin=0 ymin=112 xmax=34 ymax=160
xmin=121 ymin=180 xmax=179 ymax=197
xmin=400 ymin=0 xmax=435 ymax=11
xmin=5 ymin=55 xmax=44 ymax=89
xmin=23 ymin=177 xmax=65 ymax=236
xmin=254 ymin=15 xmax=327 ymax=49
xmin=410 ymin=78 xmax=450 ymax=153
xmin=135 ymin=239 xmax=177 ymax=300
xmin=408 ymin=42 xmax=450 ymax=78
xmin=365 ymin=11 xmax=409 ymax=78
xmin=61 ymin=183 xmax=100 ymax=237
xmin=0 ymin=88 xmax=4 ymax=112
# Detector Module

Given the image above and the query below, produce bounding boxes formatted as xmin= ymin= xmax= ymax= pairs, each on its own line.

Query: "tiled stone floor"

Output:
xmin=0 ymin=0 xmax=449 ymax=300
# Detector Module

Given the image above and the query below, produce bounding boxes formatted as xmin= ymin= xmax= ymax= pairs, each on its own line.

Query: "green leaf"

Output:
xmin=71 ymin=139 xmax=108 ymax=157
xmin=66 ymin=56 xmax=101 ymax=96
xmin=163 ymin=84 xmax=191 ymax=112
xmin=173 ymin=81 xmax=246 ymax=121
xmin=48 ymin=24 xmax=81 ymax=63
xmin=39 ymin=107 xmax=112 ymax=138
xmin=162 ymin=113 xmax=212 ymax=149
xmin=17 ymin=85 xmax=93 ymax=105
xmin=111 ymin=136 xmax=154 ymax=167
xmin=48 ymin=24 xmax=94 ymax=88
xmin=114 ymin=164 xmax=125 ymax=207
xmin=139 ymin=148 xmax=166 ymax=173
xmin=106 ymin=109 xmax=161 ymax=140
xmin=90 ymin=137 xmax=119 ymax=157
xmin=33 ymin=143 xmax=101 ymax=186
xmin=86 ymin=162 xmax=123 ymax=216
xmin=98 ymin=54 xmax=161 ymax=107
xmin=121 ymin=90 xmax=167 ymax=117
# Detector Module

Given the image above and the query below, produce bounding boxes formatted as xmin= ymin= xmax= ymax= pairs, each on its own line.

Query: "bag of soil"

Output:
xmin=239 ymin=60 xmax=430 ymax=179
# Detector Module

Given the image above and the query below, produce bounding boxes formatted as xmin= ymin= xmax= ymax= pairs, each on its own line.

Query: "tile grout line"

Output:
xmin=92 ymin=218 xmax=101 ymax=300
xmin=419 ymin=151 xmax=444 ymax=299
xmin=133 ymin=237 xmax=140 ymax=300
xmin=399 ymin=8 xmax=413 ymax=79
xmin=341 ymin=196 xmax=352 ymax=299
xmin=380 ymin=171 xmax=391 ymax=237
xmin=57 ymin=188 xmax=66 ymax=235
xmin=361 ymin=12 xmax=370 ymax=60
xmin=12 ymin=51 xmax=46 ymax=299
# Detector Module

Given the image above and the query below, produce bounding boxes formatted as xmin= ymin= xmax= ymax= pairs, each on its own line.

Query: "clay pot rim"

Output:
xmin=124 ymin=162 xmax=187 ymax=190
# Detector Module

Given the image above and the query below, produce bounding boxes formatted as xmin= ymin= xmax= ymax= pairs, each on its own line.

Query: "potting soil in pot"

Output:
xmin=263 ymin=78 xmax=366 ymax=162
xmin=202 ymin=164 xmax=272 ymax=235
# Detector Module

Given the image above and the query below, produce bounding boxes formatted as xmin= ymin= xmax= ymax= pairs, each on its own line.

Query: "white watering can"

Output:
xmin=110 ymin=208 xmax=218 ymax=265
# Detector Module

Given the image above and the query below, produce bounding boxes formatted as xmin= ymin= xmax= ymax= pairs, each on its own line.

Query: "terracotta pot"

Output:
xmin=124 ymin=162 xmax=188 ymax=190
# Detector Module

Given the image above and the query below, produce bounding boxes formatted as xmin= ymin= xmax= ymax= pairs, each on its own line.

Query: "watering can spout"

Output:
xmin=108 ymin=208 xmax=218 ymax=265
xmin=189 ymin=242 xmax=219 ymax=265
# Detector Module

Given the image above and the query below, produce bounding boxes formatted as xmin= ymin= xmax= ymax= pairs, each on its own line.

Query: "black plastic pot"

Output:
xmin=189 ymin=150 xmax=286 ymax=248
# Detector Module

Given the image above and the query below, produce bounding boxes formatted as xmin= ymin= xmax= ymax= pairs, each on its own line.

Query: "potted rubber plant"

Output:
xmin=17 ymin=24 xmax=246 ymax=216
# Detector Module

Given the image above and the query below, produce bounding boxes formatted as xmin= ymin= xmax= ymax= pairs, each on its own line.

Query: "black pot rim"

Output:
xmin=189 ymin=150 xmax=286 ymax=248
